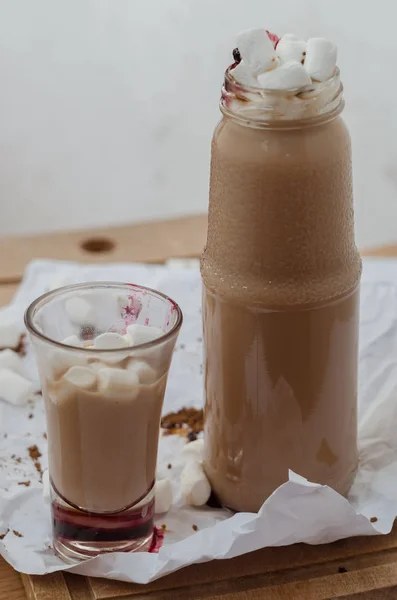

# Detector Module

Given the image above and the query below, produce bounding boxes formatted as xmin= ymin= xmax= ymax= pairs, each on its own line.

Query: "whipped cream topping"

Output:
xmin=231 ymin=29 xmax=337 ymax=91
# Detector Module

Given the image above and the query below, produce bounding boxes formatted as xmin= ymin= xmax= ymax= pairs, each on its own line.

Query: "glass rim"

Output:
xmin=24 ymin=281 xmax=183 ymax=353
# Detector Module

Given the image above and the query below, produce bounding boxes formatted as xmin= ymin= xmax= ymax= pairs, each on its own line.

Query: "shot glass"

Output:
xmin=25 ymin=282 xmax=182 ymax=563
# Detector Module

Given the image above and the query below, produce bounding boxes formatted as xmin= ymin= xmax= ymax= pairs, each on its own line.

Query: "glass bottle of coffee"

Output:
xmin=201 ymin=62 xmax=362 ymax=512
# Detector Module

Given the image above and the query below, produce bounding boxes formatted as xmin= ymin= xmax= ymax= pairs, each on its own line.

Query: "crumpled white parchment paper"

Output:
xmin=0 ymin=257 xmax=396 ymax=583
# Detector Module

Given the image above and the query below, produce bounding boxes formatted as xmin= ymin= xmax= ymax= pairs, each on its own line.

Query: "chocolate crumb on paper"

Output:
xmin=370 ymin=516 xmax=378 ymax=523
xmin=161 ymin=407 xmax=204 ymax=441
xmin=167 ymin=463 xmax=172 ymax=469
xmin=17 ymin=481 xmax=30 ymax=487
xmin=28 ymin=445 xmax=43 ymax=476
xmin=42 ymin=433 xmax=47 ymax=440
xmin=28 ymin=413 xmax=33 ymax=419
xmin=12 ymin=530 xmax=23 ymax=538
xmin=15 ymin=334 xmax=27 ymax=357
xmin=192 ymin=524 xmax=198 ymax=531
xmin=0 ymin=529 xmax=9 ymax=540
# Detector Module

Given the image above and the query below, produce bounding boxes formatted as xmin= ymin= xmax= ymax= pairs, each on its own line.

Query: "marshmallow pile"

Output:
xmin=154 ymin=438 xmax=211 ymax=514
xmin=0 ymin=317 xmax=36 ymax=406
xmin=50 ymin=324 xmax=165 ymax=395
xmin=231 ymin=29 xmax=337 ymax=90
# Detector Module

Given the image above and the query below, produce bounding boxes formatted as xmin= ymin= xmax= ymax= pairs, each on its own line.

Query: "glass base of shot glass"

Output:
xmin=51 ymin=483 xmax=155 ymax=563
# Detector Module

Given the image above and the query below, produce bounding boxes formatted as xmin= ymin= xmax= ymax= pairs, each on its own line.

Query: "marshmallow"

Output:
xmin=154 ymin=478 xmax=173 ymax=514
xmin=304 ymin=38 xmax=337 ymax=82
xmin=63 ymin=365 xmax=97 ymax=389
xmin=42 ymin=469 xmax=50 ymax=503
xmin=47 ymin=276 xmax=73 ymax=292
xmin=49 ymin=348 xmax=88 ymax=379
xmin=156 ymin=462 xmax=169 ymax=480
xmin=61 ymin=334 xmax=83 ymax=348
xmin=230 ymin=60 xmax=258 ymax=87
xmin=181 ymin=438 xmax=205 ymax=463
xmin=237 ymin=28 xmax=277 ymax=76
xmin=0 ymin=369 xmax=35 ymax=405
xmin=258 ymin=61 xmax=311 ymax=90
xmin=0 ymin=318 xmax=22 ymax=349
xmin=0 ymin=349 xmax=24 ymax=375
xmin=128 ymin=359 xmax=157 ymax=385
xmin=180 ymin=460 xmax=211 ymax=507
xmin=126 ymin=324 xmax=164 ymax=347
xmin=65 ymin=296 xmax=94 ymax=326
xmin=281 ymin=33 xmax=300 ymax=42
xmin=98 ymin=367 xmax=139 ymax=396
xmin=93 ymin=332 xmax=129 ymax=350
xmin=277 ymin=36 xmax=306 ymax=64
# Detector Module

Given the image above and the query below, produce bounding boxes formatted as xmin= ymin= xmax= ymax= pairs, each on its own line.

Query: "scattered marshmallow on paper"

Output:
xmin=0 ymin=258 xmax=396 ymax=584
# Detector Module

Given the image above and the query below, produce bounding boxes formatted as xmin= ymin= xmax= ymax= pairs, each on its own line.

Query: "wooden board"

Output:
xmin=0 ymin=213 xmax=393 ymax=599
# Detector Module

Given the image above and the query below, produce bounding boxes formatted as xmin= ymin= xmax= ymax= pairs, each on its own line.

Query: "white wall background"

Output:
xmin=0 ymin=0 xmax=395 ymax=248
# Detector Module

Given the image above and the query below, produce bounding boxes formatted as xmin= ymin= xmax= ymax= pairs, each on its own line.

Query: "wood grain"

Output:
xmin=0 ymin=214 xmax=207 ymax=283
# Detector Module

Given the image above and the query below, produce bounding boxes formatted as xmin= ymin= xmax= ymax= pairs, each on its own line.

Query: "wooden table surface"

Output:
xmin=0 ymin=213 xmax=396 ymax=600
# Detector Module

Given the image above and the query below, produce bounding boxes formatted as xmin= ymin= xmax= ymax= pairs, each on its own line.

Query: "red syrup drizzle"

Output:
xmin=148 ymin=526 xmax=165 ymax=553
xmin=266 ymin=30 xmax=280 ymax=48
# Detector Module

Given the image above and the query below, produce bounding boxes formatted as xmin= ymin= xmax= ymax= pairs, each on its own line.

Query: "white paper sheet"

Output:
xmin=0 ymin=257 xmax=396 ymax=583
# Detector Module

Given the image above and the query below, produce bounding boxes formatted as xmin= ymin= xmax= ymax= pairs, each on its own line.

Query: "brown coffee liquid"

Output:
xmin=45 ymin=373 xmax=166 ymax=514
xmin=201 ymin=115 xmax=362 ymax=513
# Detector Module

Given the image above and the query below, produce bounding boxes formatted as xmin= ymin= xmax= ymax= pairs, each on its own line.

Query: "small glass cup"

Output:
xmin=25 ymin=282 xmax=182 ymax=563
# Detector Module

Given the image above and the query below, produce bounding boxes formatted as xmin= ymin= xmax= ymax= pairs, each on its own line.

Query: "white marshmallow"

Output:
xmin=304 ymin=38 xmax=337 ymax=82
xmin=181 ymin=438 xmax=205 ymax=463
xmin=61 ymin=334 xmax=83 ymax=348
xmin=126 ymin=324 xmax=164 ymax=347
xmin=230 ymin=60 xmax=258 ymax=87
xmin=128 ymin=359 xmax=157 ymax=385
xmin=42 ymin=469 xmax=50 ymax=503
xmin=47 ymin=276 xmax=73 ymax=292
xmin=156 ymin=463 xmax=169 ymax=481
xmin=0 ymin=319 xmax=22 ymax=349
xmin=98 ymin=367 xmax=139 ymax=396
xmin=258 ymin=61 xmax=311 ymax=90
xmin=93 ymin=332 xmax=129 ymax=350
xmin=277 ymin=37 xmax=307 ymax=64
xmin=237 ymin=28 xmax=277 ymax=76
xmin=63 ymin=365 xmax=97 ymax=389
xmin=154 ymin=478 xmax=173 ymax=514
xmin=180 ymin=460 xmax=211 ymax=507
xmin=281 ymin=33 xmax=300 ymax=42
xmin=0 ymin=349 xmax=24 ymax=375
xmin=0 ymin=368 xmax=35 ymax=406
xmin=65 ymin=296 xmax=94 ymax=326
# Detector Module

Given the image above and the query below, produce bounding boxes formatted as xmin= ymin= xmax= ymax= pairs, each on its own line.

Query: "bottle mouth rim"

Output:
xmin=221 ymin=66 xmax=344 ymax=126
xmin=224 ymin=65 xmax=341 ymax=95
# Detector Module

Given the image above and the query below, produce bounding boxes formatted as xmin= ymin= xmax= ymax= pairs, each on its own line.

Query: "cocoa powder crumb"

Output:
xmin=15 ymin=457 xmax=21 ymax=464
xmin=370 ymin=516 xmax=378 ymax=523
xmin=28 ymin=445 xmax=41 ymax=461
xmin=0 ymin=529 xmax=9 ymax=540
xmin=167 ymin=463 xmax=172 ymax=469
xmin=13 ymin=530 xmax=23 ymax=538
xmin=43 ymin=433 xmax=47 ymax=440
xmin=16 ymin=334 xmax=27 ymax=357
xmin=161 ymin=407 xmax=204 ymax=436
xmin=28 ymin=445 xmax=43 ymax=475
xmin=192 ymin=524 xmax=198 ymax=531
xmin=18 ymin=481 xmax=30 ymax=487
xmin=28 ymin=413 xmax=33 ymax=419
